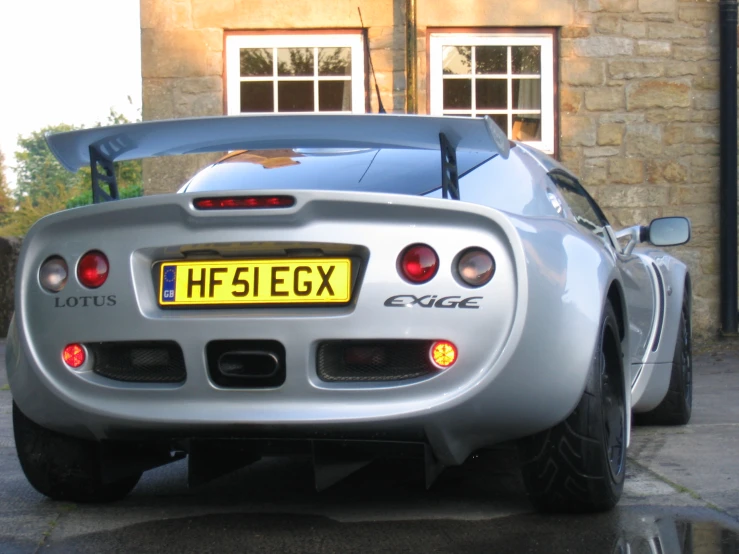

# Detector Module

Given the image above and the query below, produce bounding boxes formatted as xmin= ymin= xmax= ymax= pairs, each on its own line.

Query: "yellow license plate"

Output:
xmin=158 ymin=258 xmax=352 ymax=306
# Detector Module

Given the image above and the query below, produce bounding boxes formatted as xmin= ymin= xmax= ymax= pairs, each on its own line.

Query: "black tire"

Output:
xmin=13 ymin=403 xmax=141 ymax=502
xmin=518 ymin=301 xmax=626 ymax=513
xmin=634 ymin=293 xmax=692 ymax=426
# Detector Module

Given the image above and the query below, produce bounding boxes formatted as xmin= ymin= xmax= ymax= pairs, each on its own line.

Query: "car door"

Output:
xmin=548 ymin=171 xmax=655 ymax=372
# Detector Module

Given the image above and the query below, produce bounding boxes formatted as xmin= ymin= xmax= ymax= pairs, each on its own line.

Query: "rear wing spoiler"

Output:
xmin=45 ymin=114 xmax=510 ymax=203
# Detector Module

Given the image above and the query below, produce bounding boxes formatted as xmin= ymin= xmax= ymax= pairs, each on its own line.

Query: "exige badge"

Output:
xmin=384 ymin=295 xmax=482 ymax=309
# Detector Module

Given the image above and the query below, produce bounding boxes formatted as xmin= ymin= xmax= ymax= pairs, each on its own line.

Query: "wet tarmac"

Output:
xmin=2 ymin=345 xmax=739 ymax=553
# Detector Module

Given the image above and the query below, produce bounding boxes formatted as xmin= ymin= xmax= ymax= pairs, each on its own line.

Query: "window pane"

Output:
xmin=442 ymin=46 xmax=471 ymax=75
xmin=318 ymin=48 xmax=351 ymax=76
xmin=512 ymin=79 xmax=541 ymax=110
xmin=475 ymin=46 xmax=506 ymax=75
xmin=512 ymin=115 xmax=541 ymax=141
xmin=476 ymin=80 xmax=507 ymax=109
xmin=512 ymin=46 xmax=541 ymax=75
xmin=443 ymin=79 xmax=471 ymax=109
xmin=240 ymin=81 xmax=274 ymax=112
xmin=319 ymin=81 xmax=352 ymax=111
xmin=278 ymin=81 xmax=314 ymax=111
xmin=277 ymin=48 xmax=313 ymax=76
xmin=240 ymin=48 xmax=272 ymax=77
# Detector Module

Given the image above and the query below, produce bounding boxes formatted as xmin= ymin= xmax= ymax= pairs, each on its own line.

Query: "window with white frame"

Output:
xmin=429 ymin=32 xmax=555 ymax=153
xmin=226 ymin=34 xmax=365 ymax=115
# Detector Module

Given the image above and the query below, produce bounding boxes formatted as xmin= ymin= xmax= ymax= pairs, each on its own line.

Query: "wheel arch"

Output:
xmin=606 ymin=278 xmax=632 ymax=447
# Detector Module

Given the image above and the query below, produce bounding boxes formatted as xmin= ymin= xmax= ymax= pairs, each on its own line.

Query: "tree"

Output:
xmin=5 ymin=108 xmax=143 ymax=236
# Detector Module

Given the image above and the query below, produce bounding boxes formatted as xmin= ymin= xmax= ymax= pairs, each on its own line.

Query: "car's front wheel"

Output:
xmin=13 ymin=403 xmax=141 ymax=503
xmin=518 ymin=301 xmax=626 ymax=512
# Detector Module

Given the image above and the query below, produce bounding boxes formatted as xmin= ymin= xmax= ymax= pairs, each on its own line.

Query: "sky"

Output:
xmin=0 ymin=0 xmax=142 ymax=187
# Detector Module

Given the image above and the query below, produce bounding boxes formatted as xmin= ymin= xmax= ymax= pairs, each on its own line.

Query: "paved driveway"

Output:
xmin=2 ymin=343 xmax=739 ymax=553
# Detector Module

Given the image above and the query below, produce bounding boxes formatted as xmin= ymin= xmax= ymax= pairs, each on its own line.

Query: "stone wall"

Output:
xmin=559 ymin=0 xmax=721 ymax=335
xmin=140 ymin=0 xmax=727 ymax=336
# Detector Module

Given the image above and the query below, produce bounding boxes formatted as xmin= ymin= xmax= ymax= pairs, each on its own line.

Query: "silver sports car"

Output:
xmin=7 ymin=115 xmax=692 ymax=512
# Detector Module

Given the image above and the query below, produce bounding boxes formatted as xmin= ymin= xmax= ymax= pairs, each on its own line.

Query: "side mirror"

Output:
xmin=647 ymin=217 xmax=691 ymax=247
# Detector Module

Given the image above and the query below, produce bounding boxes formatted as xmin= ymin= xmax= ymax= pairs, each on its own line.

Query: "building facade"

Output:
xmin=140 ymin=0 xmax=724 ymax=336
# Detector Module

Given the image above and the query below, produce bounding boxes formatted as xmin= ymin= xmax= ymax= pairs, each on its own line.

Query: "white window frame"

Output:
xmin=226 ymin=34 xmax=365 ymax=115
xmin=429 ymin=32 xmax=555 ymax=154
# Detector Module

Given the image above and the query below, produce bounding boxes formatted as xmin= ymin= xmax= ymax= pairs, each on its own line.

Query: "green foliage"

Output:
xmin=5 ymin=108 xmax=143 ymax=236
xmin=0 ymin=151 xmax=12 ymax=224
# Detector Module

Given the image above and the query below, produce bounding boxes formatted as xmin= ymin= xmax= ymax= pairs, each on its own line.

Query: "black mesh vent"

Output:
xmin=317 ymin=340 xmax=436 ymax=382
xmin=88 ymin=341 xmax=186 ymax=383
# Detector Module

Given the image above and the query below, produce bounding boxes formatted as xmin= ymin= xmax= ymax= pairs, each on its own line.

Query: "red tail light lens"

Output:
xmin=430 ymin=341 xmax=457 ymax=368
xmin=62 ymin=343 xmax=86 ymax=368
xmin=77 ymin=251 xmax=109 ymax=288
xmin=457 ymin=248 xmax=495 ymax=287
xmin=399 ymin=244 xmax=439 ymax=283
xmin=194 ymin=196 xmax=295 ymax=210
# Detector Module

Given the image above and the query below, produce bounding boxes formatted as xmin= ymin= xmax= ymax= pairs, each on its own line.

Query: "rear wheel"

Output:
xmin=518 ymin=302 xmax=626 ymax=512
xmin=13 ymin=403 xmax=141 ymax=502
xmin=634 ymin=293 xmax=692 ymax=426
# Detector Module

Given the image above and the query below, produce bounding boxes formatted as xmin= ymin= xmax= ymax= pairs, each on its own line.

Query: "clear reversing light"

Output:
xmin=399 ymin=244 xmax=439 ymax=284
xmin=430 ymin=341 xmax=457 ymax=369
xmin=62 ymin=343 xmax=86 ymax=368
xmin=457 ymin=248 xmax=495 ymax=287
xmin=39 ymin=256 xmax=68 ymax=293
xmin=194 ymin=196 xmax=295 ymax=210
xmin=77 ymin=251 xmax=109 ymax=289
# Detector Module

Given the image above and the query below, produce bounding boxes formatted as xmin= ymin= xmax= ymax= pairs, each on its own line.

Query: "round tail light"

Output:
xmin=77 ymin=251 xmax=109 ymax=289
xmin=62 ymin=343 xmax=86 ymax=368
xmin=457 ymin=248 xmax=495 ymax=287
xmin=399 ymin=244 xmax=439 ymax=283
xmin=430 ymin=341 xmax=457 ymax=369
xmin=39 ymin=256 xmax=68 ymax=292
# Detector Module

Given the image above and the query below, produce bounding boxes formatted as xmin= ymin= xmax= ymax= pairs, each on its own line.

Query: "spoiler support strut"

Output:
xmin=439 ymin=133 xmax=460 ymax=200
xmin=90 ymin=145 xmax=119 ymax=204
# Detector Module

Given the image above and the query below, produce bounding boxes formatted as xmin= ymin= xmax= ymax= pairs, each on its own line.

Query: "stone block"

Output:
xmin=693 ymin=91 xmax=719 ymax=110
xmin=143 ymin=79 xmax=174 ymax=121
xmin=561 ymin=116 xmax=597 ymax=146
xmin=598 ymin=0 xmax=637 ymax=13
xmin=595 ymin=15 xmax=620 ymax=33
xmin=648 ymin=23 xmax=705 ymax=39
xmin=637 ymin=40 xmax=671 ymax=57
xmin=585 ymin=87 xmax=625 ymax=110
xmin=625 ymin=124 xmax=663 ymax=156
xmin=609 ymin=61 xmax=664 ymax=79
xmin=693 ymin=74 xmax=720 ymax=90
xmin=561 ymin=26 xmax=591 ymax=38
xmin=664 ymin=62 xmax=700 ymax=77
xmin=584 ymin=146 xmax=621 ymax=157
xmin=609 ymin=158 xmax=645 ymax=184
xmin=573 ymin=36 xmax=635 ymax=57
xmin=142 ymin=29 xmax=224 ymax=78
xmin=0 ymin=236 xmax=21 ymax=337
xmin=561 ymin=88 xmax=583 ymax=114
xmin=679 ymin=6 xmax=718 ymax=23
xmin=141 ymin=0 xmax=192 ymax=29
xmin=663 ymin=125 xmax=685 ymax=145
xmin=673 ymin=45 xmax=718 ymax=61
xmin=686 ymin=125 xmax=720 ymax=144
xmin=678 ymin=203 xmax=719 ymax=228
xmin=679 ymin=184 xmax=718 ymax=204
xmin=597 ymin=122 xmax=625 ymax=145
xmin=638 ymin=0 xmax=674 ymax=14
xmin=622 ymin=21 xmax=648 ymax=38
xmin=626 ymin=80 xmax=691 ymax=109
xmin=562 ymin=59 xmax=605 ymax=86
xmin=607 ymin=207 xmax=664 ymax=228
xmin=647 ymin=160 xmax=688 ymax=183
xmin=583 ymin=158 xmax=608 ymax=185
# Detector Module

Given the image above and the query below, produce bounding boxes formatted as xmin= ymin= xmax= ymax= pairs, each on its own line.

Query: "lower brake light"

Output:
xmin=430 ymin=341 xmax=457 ymax=369
xmin=194 ymin=196 xmax=295 ymax=210
xmin=63 ymin=344 xmax=86 ymax=368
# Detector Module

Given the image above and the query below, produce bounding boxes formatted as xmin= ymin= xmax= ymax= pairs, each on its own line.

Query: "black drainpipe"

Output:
xmin=719 ymin=0 xmax=738 ymax=335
